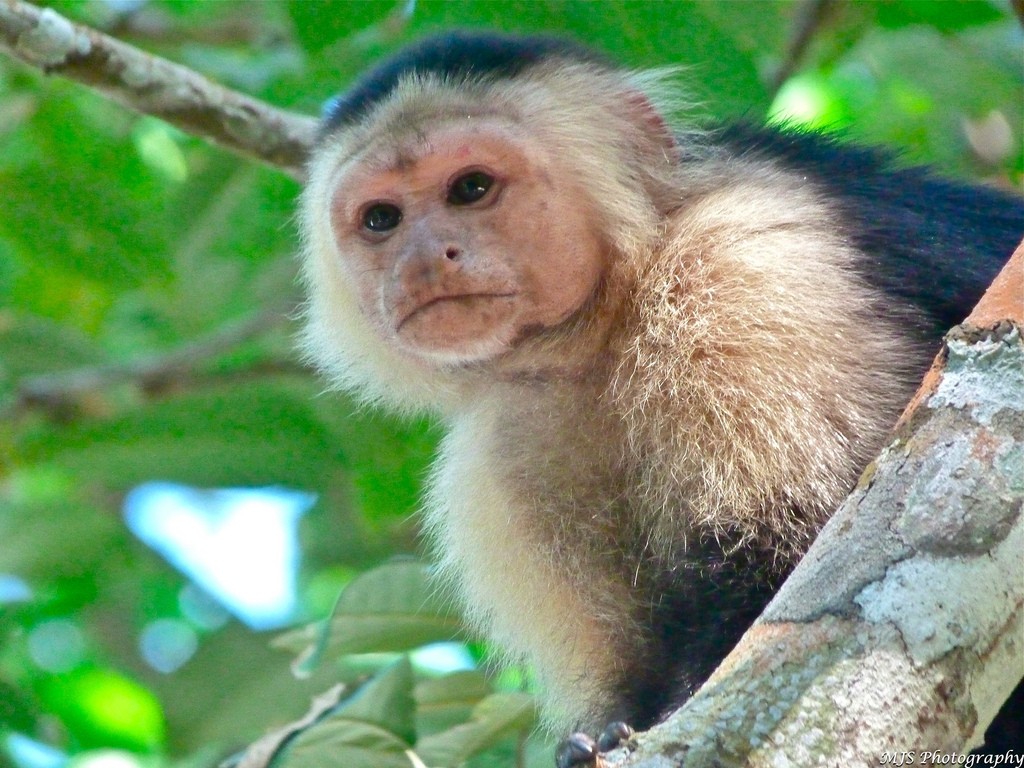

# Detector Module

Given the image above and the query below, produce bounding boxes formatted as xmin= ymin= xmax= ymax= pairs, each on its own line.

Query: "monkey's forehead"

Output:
xmin=317 ymin=82 xmax=515 ymax=166
xmin=315 ymin=60 xmax=652 ymax=170
xmin=320 ymin=31 xmax=610 ymax=136
xmin=318 ymin=113 xmax=536 ymax=195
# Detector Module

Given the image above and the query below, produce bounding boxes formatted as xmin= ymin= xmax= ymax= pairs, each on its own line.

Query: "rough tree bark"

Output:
xmin=2 ymin=3 xmax=1021 ymax=763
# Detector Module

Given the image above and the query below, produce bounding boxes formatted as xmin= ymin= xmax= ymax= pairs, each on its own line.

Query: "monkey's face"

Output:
xmin=325 ymin=119 xmax=606 ymax=365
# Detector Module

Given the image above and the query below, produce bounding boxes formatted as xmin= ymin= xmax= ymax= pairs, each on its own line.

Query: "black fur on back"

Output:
xmin=321 ymin=31 xmax=607 ymax=135
xmin=716 ymin=124 xmax=1024 ymax=338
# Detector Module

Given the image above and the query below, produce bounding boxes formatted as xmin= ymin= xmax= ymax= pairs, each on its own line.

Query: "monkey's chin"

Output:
xmin=394 ymin=294 xmax=519 ymax=364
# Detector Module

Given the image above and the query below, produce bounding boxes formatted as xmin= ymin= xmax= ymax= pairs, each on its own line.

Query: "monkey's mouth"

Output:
xmin=397 ymin=293 xmax=517 ymax=331
xmin=395 ymin=293 xmax=518 ymax=353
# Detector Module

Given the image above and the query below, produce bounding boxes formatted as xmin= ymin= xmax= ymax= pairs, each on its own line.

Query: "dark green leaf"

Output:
xmin=18 ymin=379 xmax=340 ymax=490
xmin=273 ymin=659 xmax=416 ymax=768
xmin=414 ymin=692 xmax=535 ymax=768
xmin=288 ymin=0 xmax=396 ymax=53
xmin=872 ymin=0 xmax=1003 ymax=32
xmin=414 ymin=671 xmax=492 ymax=738
xmin=332 ymin=657 xmax=417 ymax=745
xmin=274 ymin=720 xmax=412 ymax=768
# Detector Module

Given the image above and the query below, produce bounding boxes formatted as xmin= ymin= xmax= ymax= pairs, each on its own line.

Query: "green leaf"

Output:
xmin=288 ymin=0 xmax=395 ymax=53
xmin=824 ymin=22 xmax=1022 ymax=177
xmin=332 ymin=657 xmax=417 ymax=745
xmin=274 ymin=720 xmax=413 ymax=768
xmin=872 ymin=0 xmax=1003 ymax=32
xmin=275 ymin=561 xmax=462 ymax=662
xmin=39 ymin=667 xmax=166 ymax=751
xmin=18 ymin=379 xmax=340 ymax=490
xmin=0 ymin=89 xmax=175 ymax=290
xmin=414 ymin=671 xmax=492 ymax=739
xmin=273 ymin=660 xmax=417 ymax=768
xmin=414 ymin=693 xmax=535 ymax=768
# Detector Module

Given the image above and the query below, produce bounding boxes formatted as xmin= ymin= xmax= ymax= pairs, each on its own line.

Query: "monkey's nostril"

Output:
xmin=445 ymin=247 xmax=460 ymax=260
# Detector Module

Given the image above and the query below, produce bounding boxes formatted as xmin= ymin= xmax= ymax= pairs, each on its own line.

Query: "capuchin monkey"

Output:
xmin=298 ymin=32 xmax=1024 ymax=764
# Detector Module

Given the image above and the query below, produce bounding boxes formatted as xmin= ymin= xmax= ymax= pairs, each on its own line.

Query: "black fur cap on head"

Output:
xmin=321 ymin=30 xmax=608 ymax=135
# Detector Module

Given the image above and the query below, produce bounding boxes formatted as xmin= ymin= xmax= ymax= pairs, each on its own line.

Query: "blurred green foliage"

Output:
xmin=0 ymin=1 xmax=1020 ymax=767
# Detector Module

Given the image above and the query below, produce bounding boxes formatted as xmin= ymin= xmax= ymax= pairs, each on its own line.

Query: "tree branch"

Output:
xmin=613 ymin=244 xmax=1024 ymax=766
xmin=1011 ymin=0 xmax=1024 ymax=31
xmin=769 ymin=0 xmax=834 ymax=97
xmin=5 ymin=305 xmax=299 ymax=419
xmin=0 ymin=0 xmax=317 ymax=179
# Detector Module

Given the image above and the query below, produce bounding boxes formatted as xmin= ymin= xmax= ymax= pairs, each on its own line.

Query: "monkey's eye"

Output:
xmin=447 ymin=172 xmax=494 ymax=206
xmin=362 ymin=203 xmax=402 ymax=233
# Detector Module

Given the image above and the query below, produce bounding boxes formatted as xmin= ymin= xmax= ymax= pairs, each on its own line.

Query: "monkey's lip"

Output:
xmin=396 ymin=292 xmax=517 ymax=332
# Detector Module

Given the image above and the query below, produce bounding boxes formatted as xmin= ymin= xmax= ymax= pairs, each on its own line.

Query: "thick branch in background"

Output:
xmin=611 ymin=245 xmax=1024 ymax=767
xmin=0 ymin=0 xmax=317 ymax=179
xmin=2 ymin=304 xmax=300 ymax=420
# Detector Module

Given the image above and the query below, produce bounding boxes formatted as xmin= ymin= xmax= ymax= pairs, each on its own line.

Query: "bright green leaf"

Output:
xmin=275 ymin=561 xmax=462 ymax=662
xmin=39 ymin=667 xmax=165 ymax=751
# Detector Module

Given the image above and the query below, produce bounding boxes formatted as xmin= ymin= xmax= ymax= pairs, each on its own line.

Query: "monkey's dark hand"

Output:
xmin=555 ymin=722 xmax=633 ymax=768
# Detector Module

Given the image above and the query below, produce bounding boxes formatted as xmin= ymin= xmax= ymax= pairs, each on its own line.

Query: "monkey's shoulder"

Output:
xmin=709 ymin=123 xmax=1023 ymax=336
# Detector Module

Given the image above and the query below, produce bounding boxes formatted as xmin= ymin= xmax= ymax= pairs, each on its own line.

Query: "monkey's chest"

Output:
xmin=421 ymin=407 xmax=639 ymax=728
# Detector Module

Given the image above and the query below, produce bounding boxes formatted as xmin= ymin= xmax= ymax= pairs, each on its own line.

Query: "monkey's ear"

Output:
xmin=623 ymin=90 xmax=680 ymax=160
